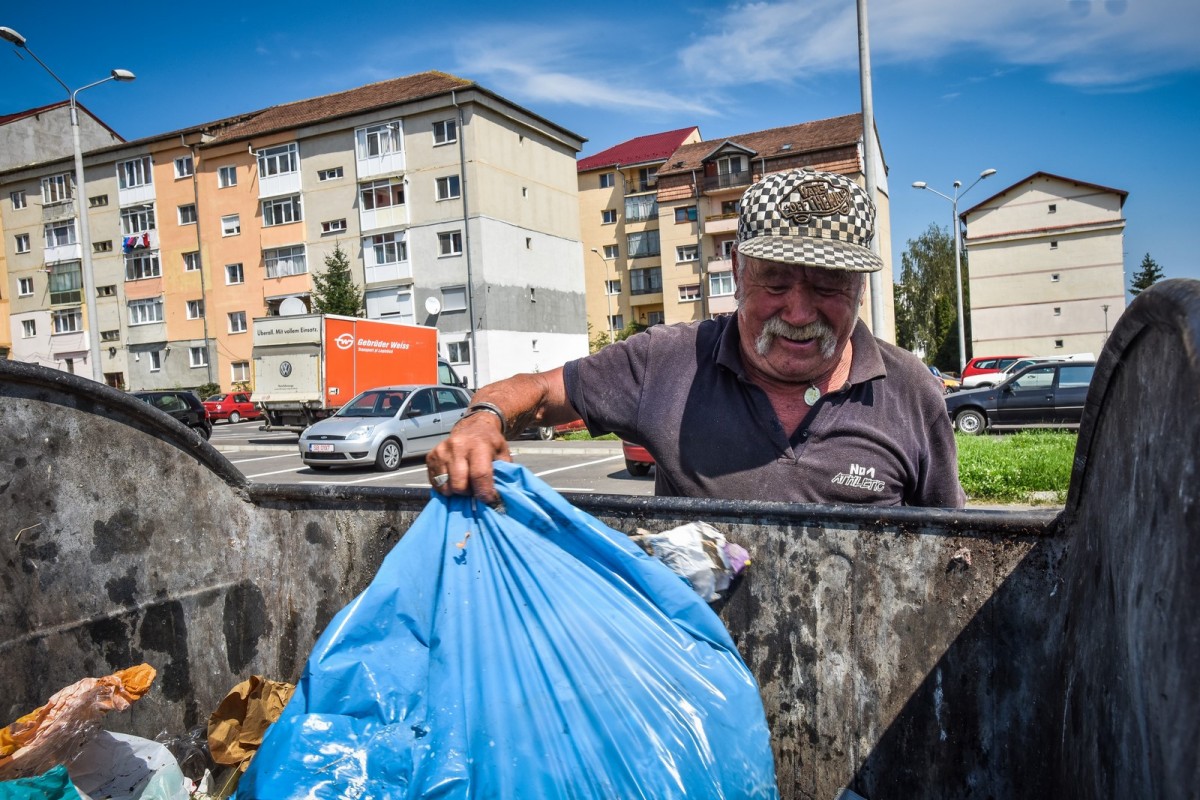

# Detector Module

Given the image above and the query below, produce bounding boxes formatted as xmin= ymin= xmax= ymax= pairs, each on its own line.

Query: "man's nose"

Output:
xmin=778 ymin=284 xmax=819 ymax=325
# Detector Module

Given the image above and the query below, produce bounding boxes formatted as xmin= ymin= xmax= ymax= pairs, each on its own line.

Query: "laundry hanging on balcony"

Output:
xmin=122 ymin=233 xmax=151 ymax=253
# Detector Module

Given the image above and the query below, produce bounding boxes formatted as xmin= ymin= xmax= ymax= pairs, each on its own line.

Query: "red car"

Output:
xmin=621 ymin=440 xmax=655 ymax=477
xmin=203 ymin=392 xmax=262 ymax=424
xmin=961 ymin=355 xmax=1029 ymax=380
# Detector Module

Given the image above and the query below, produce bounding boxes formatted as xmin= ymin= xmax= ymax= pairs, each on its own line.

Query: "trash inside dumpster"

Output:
xmin=239 ymin=462 xmax=778 ymax=799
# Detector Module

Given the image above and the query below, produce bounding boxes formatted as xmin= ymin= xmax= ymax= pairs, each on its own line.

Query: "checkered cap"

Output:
xmin=737 ymin=169 xmax=883 ymax=273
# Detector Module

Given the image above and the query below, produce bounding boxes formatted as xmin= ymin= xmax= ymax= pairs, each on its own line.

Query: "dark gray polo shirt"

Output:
xmin=563 ymin=316 xmax=965 ymax=507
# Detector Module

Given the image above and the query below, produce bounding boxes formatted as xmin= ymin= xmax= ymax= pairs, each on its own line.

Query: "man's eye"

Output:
xmin=763 ymin=284 xmax=789 ymax=294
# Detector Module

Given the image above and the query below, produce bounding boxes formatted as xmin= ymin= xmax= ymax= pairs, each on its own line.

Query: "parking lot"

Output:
xmin=209 ymin=421 xmax=655 ymax=496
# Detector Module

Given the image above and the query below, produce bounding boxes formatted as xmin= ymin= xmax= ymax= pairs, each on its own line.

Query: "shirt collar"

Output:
xmin=715 ymin=315 xmax=886 ymax=386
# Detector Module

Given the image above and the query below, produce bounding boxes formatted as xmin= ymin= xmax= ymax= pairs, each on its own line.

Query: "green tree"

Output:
xmin=311 ymin=244 xmax=364 ymax=316
xmin=1129 ymin=252 xmax=1165 ymax=296
xmin=894 ymin=224 xmax=967 ymax=371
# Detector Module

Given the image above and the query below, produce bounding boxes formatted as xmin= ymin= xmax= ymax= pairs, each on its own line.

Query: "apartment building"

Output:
xmin=0 ymin=101 xmax=124 ymax=360
xmin=577 ymin=114 xmax=894 ymax=341
xmin=961 ymin=172 xmax=1127 ymax=356
xmin=1 ymin=72 xmax=588 ymax=390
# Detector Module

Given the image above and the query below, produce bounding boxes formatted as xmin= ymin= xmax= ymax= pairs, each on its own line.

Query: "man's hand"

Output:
xmin=427 ymin=411 xmax=512 ymax=504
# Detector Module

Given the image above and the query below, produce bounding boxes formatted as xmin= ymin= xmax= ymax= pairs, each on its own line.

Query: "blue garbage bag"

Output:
xmin=238 ymin=462 xmax=778 ymax=799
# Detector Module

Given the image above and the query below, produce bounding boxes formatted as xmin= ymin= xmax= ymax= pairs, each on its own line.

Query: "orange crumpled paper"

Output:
xmin=207 ymin=675 xmax=295 ymax=772
xmin=0 ymin=663 xmax=157 ymax=779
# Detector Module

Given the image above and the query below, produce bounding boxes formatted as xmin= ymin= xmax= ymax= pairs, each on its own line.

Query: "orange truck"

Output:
xmin=252 ymin=314 xmax=465 ymax=431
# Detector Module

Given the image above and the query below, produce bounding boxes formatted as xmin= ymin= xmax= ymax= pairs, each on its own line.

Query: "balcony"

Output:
xmin=365 ymin=259 xmax=413 ymax=285
xmin=42 ymin=200 xmax=75 ymax=224
xmin=44 ymin=242 xmax=82 ymax=264
xmin=703 ymin=215 xmax=738 ymax=235
xmin=626 ymin=176 xmax=658 ymax=194
xmin=701 ymin=170 xmax=752 ymax=193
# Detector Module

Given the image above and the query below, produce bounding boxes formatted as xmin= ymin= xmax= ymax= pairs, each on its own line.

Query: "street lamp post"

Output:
xmin=911 ymin=168 xmax=996 ymax=374
xmin=590 ymin=248 xmax=615 ymax=341
xmin=2 ymin=26 xmax=135 ymax=384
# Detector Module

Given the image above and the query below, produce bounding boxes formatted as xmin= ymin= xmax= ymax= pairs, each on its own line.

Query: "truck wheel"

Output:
xmin=537 ymin=426 xmax=556 ymax=440
xmin=229 ymin=411 xmax=241 ymax=425
xmin=375 ymin=439 xmax=402 ymax=471
xmin=626 ymin=459 xmax=652 ymax=477
xmin=956 ymin=409 xmax=986 ymax=435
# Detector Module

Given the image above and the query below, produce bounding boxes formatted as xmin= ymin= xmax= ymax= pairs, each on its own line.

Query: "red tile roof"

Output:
xmin=577 ymin=126 xmax=701 ymax=172
xmin=656 ymin=113 xmax=863 ymax=176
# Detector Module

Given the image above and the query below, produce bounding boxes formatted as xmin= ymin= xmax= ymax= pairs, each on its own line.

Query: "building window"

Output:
xmin=356 ymin=122 xmax=401 ymax=158
xmin=49 ymin=262 xmax=82 ymax=305
xmin=1048 ymin=204 xmax=1057 ymax=214
xmin=22 ymin=319 xmax=36 ymax=338
xmin=18 ymin=277 xmax=34 ymax=296
xmin=183 ymin=251 xmax=200 ymax=272
xmin=189 ymin=346 xmax=207 ymax=368
xmin=218 ymin=165 xmax=238 ymax=188
xmin=10 ymin=190 xmax=27 ymax=209
xmin=626 ymin=230 xmax=660 ymax=259
xmin=117 ymin=156 xmax=153 ymax=190
xmin=630 ymin=267 xmax=663 ymax=295
xmin=262 ymin=195 xmax=302 ymax=226
xmin=174 ymin=155 xmax=194 ymax=178
xmin=717 ymin=154 xmax=746 ymax=177
xmin=625 ymin=194 xmax=657 ymax=222
xmin=100 ymin=329 xmax=119 ymax=342
xmin=1054 ymin=339 xmax=1064 ymax=349
xmin=721 ymin=199 xmax=739 ymax=215
xmin=438 ymin=231 xmax=463 ymax=256
xmin=676 ymin=244 xmax=698 ymax=262
xmin=97 ymin=285 xmax=116 ymax=297
xmin=710 ymin=272 xmax=735 ymax=297
xmin=1050 ymin=241 xmax=1058 ymax=250
xmin=148 ymin=351 xmax=162 ymax=371
xmin=257 ymin=143 xmax=298 ymax=177
xmin=52 ymin=308 xmax=82 ymax=334
xmin=436 ymin=175 xmax=461 ymax=201
xmin=1051 ymin=273 xmax=1061 ymax=282
xmin=128 ymin=298 xmax=164 ymax=325
xmin=605 ymin=279 xmax=621 ymax=295
xmin=178 ymin=204 xmax=197 ymax=225
xmin=229 ymin=311 xmax=247 ymax=333
xmin=15 ymin=233 xmax=30 ymax=254
xmin=226 ymin=263 xmax=244 ymax=285
xmin=120 ymin=205 xmax=156 ymax=235
xmin=603 ymin=244 xmax=619 ymax=259
xmin=674 ymin=206 xmax=698 ymax=223
xmin=89 ymin=195 xmax=110 ymax=208
xmin=221 ymin=214 xmax=241 ymax=236
xmin=447 ymin=340 xmax=470 ymax=364
xmin=679 ymin=284 xmax=701 ymax=302
xmin=125 ymin=252 xmax=162 ymax=281
xmin=433 ymin=119 xmax=457 ymax=145
xmin=231 ymin=361 xmax=250 ymax=382
xmin=318 ymin=167 xmax=344 ymax=181
xmin=264 ymin=245 xmax=307 ymax=278
xmin=360 ymin=180 xmax=404 ymax=210
xmin=646 ymin=310 xmax=665 ymax=326
xmin=1053 ymin=307 xmax=1062 ymax=316
xmin=322 ymin=219 xmax=348 ymax=234
xmin=609 ymin=314 xmax=624 ymax=331
xmin=93 ymin=240 xmax=113 ymax=253
xmin=600 ymin=173 xmax=616 ymax=189
xmin=367 ymin=231 xmax=407 ymax=264
xmin=442 ymin=286 xmax=467 ymax=312
xmin=41 ymin=173 xmax=72 ymax=205
xmin=186 ymin=299 xmax=205 ymax=319
xmin=601 ymin=209 xmax=617 ymax=225
xmin=44 ymin=221 xmax=77 ymax=248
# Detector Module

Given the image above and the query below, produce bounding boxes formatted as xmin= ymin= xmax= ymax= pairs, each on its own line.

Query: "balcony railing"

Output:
xmin=701 ymin=170 xmax=753 ymax=193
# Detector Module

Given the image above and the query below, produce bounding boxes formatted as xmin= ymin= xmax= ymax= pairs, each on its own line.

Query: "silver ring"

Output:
xmin=432 ymin=473 xmax=450 ymax=487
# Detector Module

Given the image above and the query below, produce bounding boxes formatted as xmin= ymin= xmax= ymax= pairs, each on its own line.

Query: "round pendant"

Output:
xmin=804 ymin=385 xmax=821 ymax=406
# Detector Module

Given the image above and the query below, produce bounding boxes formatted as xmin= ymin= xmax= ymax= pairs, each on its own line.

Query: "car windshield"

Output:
xmin=336 ymin=390 xmax=409 ymax=418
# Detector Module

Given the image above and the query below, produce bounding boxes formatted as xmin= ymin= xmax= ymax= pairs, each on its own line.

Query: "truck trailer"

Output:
xmin=251 ymin=314 xmax=463 ymax=432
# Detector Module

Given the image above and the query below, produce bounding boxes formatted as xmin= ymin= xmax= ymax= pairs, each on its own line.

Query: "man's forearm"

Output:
xmin=462 ymin=366 xmax=578 ymax=439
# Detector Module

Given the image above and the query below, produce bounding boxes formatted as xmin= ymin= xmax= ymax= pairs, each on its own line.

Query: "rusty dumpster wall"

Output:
xmin=2 ymin=279 xmax=1198 ymax=799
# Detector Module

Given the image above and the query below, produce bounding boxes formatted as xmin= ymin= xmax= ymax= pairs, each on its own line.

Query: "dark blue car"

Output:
xmin=944 ymin=361 xmax=1096 ymax=434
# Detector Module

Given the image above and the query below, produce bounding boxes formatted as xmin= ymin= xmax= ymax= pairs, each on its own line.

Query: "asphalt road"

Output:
xmin=208 ymin=420 xmax=655 ymax=496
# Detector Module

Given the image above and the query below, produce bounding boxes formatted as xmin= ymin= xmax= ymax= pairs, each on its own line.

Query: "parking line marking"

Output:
xmin=227 ymin=453 xmax=296 ymax=464
xmin=533 ymin=455 xmax=622 ymax=477
xmin=244 ymin=467 xmax=308 ymax=479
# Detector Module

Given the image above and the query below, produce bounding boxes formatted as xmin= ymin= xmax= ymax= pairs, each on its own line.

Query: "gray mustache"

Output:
xmin=755 ymin=316 xmax=837 ymax=359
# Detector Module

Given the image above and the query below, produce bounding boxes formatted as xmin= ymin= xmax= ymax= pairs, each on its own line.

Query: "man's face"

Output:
xmin=733 ymin=250 xmax=864 ymax=384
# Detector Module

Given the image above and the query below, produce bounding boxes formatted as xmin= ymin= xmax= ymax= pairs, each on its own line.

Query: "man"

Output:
xmin=427 ymin=168 xmax=965 ymax=508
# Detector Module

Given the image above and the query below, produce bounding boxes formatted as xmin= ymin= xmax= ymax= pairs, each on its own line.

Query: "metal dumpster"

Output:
xmin=2 ymin=279 xmax=1197 ymax=799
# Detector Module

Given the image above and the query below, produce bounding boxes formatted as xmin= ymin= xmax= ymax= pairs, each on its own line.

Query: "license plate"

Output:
xmin=309 ymin=444 xmax=335 ymax=453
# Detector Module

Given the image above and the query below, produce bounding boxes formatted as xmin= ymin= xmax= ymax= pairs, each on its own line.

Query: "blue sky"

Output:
xmin=4 ymin=0 xmax=1198 ymax=287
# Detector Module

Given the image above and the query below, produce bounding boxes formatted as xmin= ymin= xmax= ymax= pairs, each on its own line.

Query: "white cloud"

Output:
xmin=678 ymin=0 xmax=1200 ymax=90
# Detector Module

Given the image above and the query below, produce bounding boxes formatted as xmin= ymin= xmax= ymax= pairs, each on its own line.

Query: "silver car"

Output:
xmin=299 ymin=385 xmax=472 ymax=471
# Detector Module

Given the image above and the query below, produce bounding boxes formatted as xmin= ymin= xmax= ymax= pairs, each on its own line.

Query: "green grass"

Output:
xmin=955 ymin=430 xmax=1077 ymax=504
